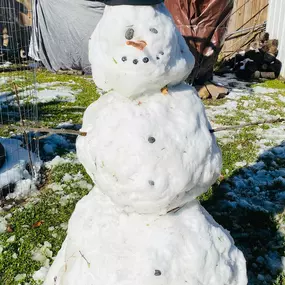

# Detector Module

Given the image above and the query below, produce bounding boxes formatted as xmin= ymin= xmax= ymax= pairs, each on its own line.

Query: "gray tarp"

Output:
xmin=29 ymin=0 xmax=104 ymax=72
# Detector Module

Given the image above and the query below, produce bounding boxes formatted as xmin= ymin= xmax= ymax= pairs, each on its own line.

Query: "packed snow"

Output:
xmin=45 ymin=189 xmax=247 ymax=285
xmin=77 ymin=84 xmax=221 ymax=214
xmin=0 ymin=137 xmax=42 ymax=198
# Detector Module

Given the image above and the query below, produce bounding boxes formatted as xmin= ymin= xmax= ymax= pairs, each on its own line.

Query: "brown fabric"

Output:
xmin=165 ymin=0 xmax=234 ymax=84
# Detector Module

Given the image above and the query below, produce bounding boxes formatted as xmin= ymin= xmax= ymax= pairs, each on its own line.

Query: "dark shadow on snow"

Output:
xmin=202 ymin=141 xmax=285 ymax=285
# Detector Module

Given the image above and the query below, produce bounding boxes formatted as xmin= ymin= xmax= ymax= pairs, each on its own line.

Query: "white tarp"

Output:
xmin=267 ymin=0 xmax=285 ymax=78
xmin=29 ymin=0 xmax=105 ymax=72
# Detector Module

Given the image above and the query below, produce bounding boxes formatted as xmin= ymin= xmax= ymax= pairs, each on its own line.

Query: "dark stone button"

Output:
xmin=133 ymin=59 xmax=138 ymax=65
xmin=149 ymin=180 xmax=155 ymax=186
xmin=143 ymin=57 xmax=149 ymax=63
xmin=121 ymin=56 xmax=127 ymax=62
xmin=148 ymin=137 xmax=155 ymax=143
xmin=154 ymin=270 xmax=161 ymax=276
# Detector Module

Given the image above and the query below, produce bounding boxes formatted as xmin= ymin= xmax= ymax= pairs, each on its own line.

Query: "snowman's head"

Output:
xmin=89 ymin=4 xmax=194 ymax=97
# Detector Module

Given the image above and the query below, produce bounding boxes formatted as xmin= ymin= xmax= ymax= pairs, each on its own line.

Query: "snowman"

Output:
xmin=44 ymin=1 xmax=247 ymax=285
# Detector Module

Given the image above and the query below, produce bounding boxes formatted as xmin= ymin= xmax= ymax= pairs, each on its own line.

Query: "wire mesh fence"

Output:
xmin=0 ymin=0 xmax=40 ymax=200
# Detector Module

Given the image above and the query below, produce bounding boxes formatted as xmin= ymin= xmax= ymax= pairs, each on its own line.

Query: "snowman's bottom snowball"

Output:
xmin=44 ymin=188 xmax=247 ymax=285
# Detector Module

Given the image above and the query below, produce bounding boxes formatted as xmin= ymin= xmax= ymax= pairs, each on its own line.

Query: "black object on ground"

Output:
xmin=0 ymin=142 xmax=6 ymax=169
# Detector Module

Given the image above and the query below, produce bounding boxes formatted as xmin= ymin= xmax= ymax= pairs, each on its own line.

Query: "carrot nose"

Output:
xmin=126 ymin=40 xmax=147 ymax=51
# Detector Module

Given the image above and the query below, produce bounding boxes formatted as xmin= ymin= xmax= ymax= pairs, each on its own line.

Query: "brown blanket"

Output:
xmin=165 ymin=0 xmax=234 ymax=84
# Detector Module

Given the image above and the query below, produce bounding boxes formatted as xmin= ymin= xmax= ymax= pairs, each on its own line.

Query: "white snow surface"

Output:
xmin=0 ymin=138 xmax=42 ymax=194
xmin=44 ymin=188 xmax=247 ymax=285
xmin=89 ymin=4 xmax=194 ymax=98
xmin=77 ymin=84 xmax=222 ymax=214
xmin=0 ymin=216 xmax=7 ymax=233
xmin=0 ymin=62 xmax=12 ymax=68
xmin=0 ymin=82 xmax=77 ymax=105
xmin=34 ymin=87 xmax=76 ymax=103
xmin=0 ymin=76 xmax=24 ymax=86
xmin=45 ymin=155 xmax=80 ymax=170
xmin=33 ymin=267 xmax=49 ymax=283
xmin=6 ymin=179 xmax=38 ymax=200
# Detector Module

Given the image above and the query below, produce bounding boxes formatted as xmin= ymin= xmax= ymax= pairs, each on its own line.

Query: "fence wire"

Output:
xmin=0 ymin=0 xmax=40 ymax=200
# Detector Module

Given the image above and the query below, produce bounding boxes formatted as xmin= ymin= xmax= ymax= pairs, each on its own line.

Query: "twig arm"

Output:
xmin=0 ymin=125 xmax=87 ymax=137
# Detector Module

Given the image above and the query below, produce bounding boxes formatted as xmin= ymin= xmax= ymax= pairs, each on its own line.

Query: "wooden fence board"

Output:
xmin=222 ymin=0 xmax=269 ymax=55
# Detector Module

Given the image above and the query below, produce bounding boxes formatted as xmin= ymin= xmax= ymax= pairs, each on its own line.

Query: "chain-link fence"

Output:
xmin=0 ymin=0 xmax=40 ymax=200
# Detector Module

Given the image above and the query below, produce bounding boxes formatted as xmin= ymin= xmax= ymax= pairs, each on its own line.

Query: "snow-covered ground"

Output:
xmin=205 ymin=74 xmax=285 ymax=284
xmin=0 ymin=138 xmax=42 ymax=200
xmin=0 ymin=132 xmax=75 ymax=204
xmin=0 ymin=81 xmax=79 ymax=105
xmin=0 ymin=76 xmax=85 ymax=204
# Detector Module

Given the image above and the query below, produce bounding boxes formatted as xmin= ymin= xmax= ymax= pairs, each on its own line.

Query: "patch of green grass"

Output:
xmin=0 ymin=153 xmax=93 ymax=285
xmin=211 ymin=87 xmax=284 ymax=128
xmin=220 ymin=128 xmax=258 ymax=177
xmin=214 ymin=111 xmax=251 ymax=125
xmin=198 ymin=187 xmax=213 ymax=203
xmin=203 ymin=98 xmax=228 ymax=107
xmin=210 ymin=95 xmax=255 ymax=126
xmin=199 ymin=127 xmax=259 ymax=203
xmin=36 ymin=71 xmax=99 ymax=125
xmin=0 ymin=126 xmax=11 ymax=137
xmin=219 ymin=127 xmax=258 ymax=177
xmin=0 ymin=70 xmax=100 ymax=135
xmin=250 ymin=96 xmax=285 ymax=118
xmin=253 ymin=79 xmax=285 ymax=90
xmin=274 ymin=274 xmax=285 ymax=285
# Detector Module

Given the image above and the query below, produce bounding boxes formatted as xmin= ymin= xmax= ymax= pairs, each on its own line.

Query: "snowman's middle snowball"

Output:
xmin=76 ymin=84 xmax=222 ymax=214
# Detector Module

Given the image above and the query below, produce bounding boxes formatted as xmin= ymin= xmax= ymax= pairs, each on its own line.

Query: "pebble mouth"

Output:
xmin=120 ymin=52 xmax=165 ymax=64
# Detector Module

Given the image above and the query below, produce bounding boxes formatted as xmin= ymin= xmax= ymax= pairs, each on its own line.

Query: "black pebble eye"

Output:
xmin=149 ymin=180 xmax=155 ymax=186
xmin=154 ymin=270 xmax=161 ymax=276
xmin=133 ymin=59 xmax=138 ymax=65
xmin=159 ymin=51 xmax=164 ymax=55
xmin=125 ymin=28 xmax=134 ymax=40
xmin=150 ymin=28 xmax=158 ymax=34
xmin=122 ymin=56 xmax=127 ymax=62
